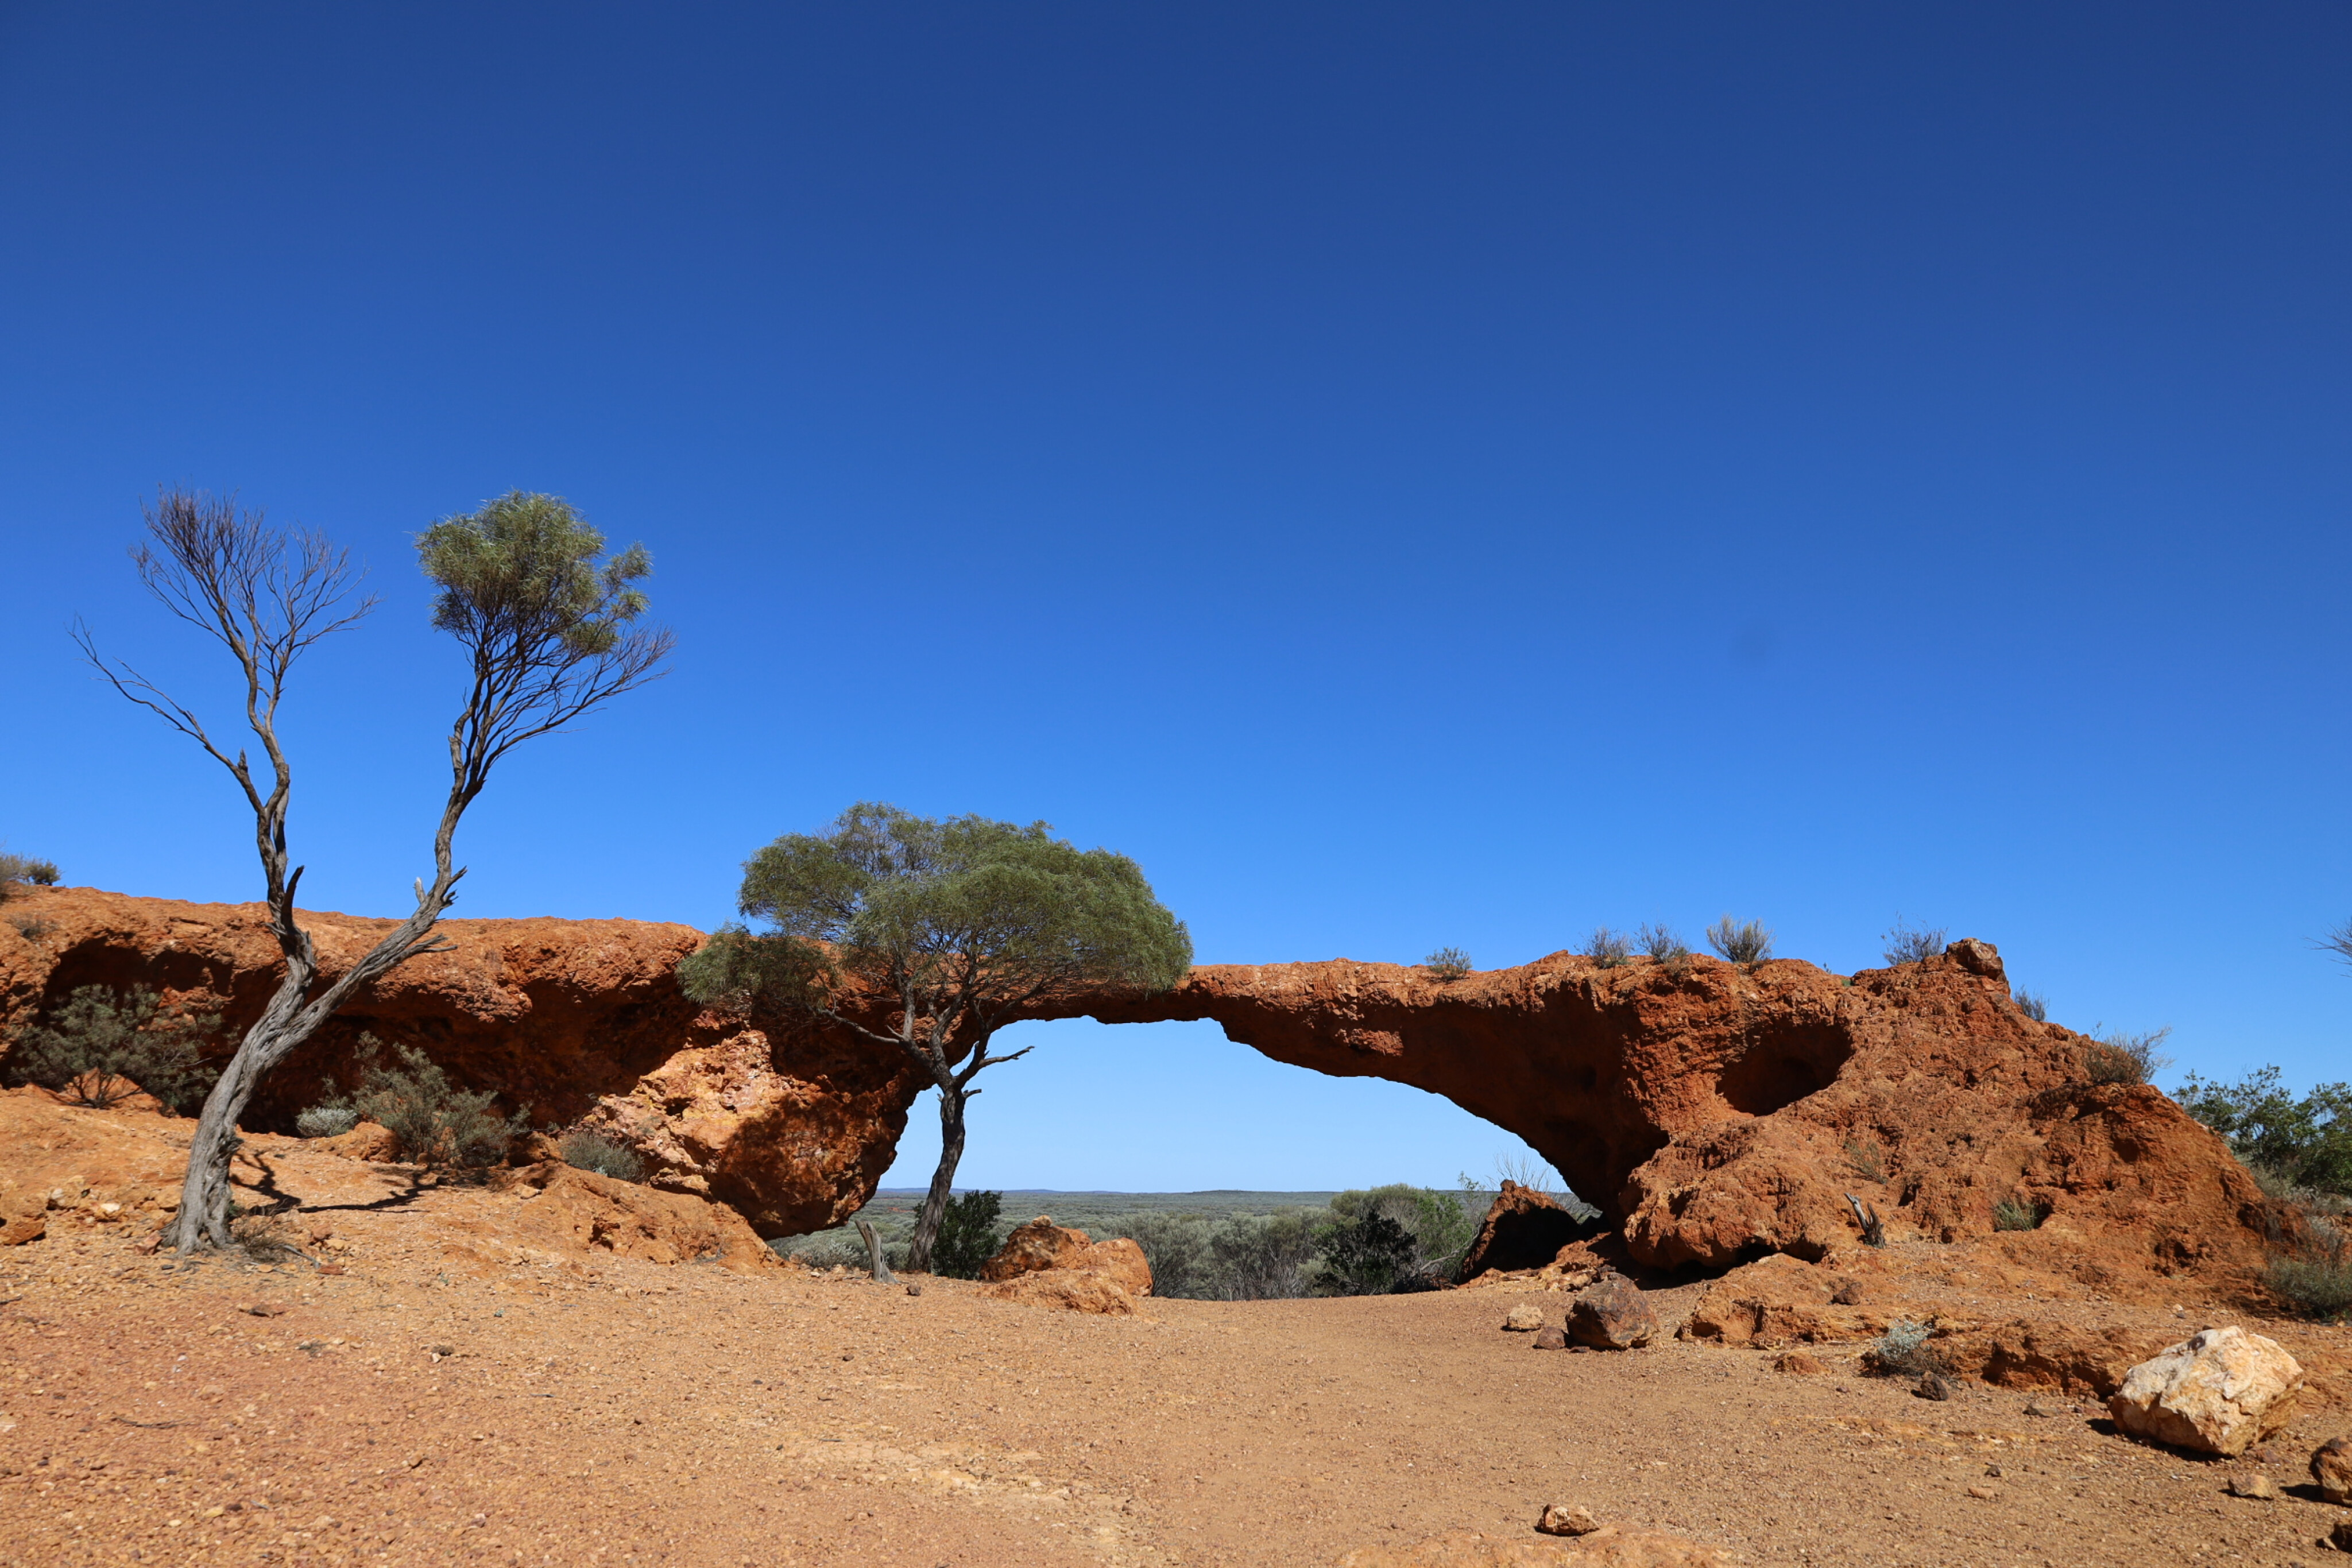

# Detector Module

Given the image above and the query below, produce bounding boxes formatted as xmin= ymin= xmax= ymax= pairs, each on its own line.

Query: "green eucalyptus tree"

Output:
xmin=80 ymin=489 xmax=669 ymax=1251
xmin=680 ymin=804 xmax=1191 ymax=1272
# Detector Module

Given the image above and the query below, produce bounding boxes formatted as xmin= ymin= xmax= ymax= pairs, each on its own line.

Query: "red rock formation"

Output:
xmin=1458 ymin=1180 xmax=1595 ymax=1279
xmin=978 ymin=1215 xmax=1153 ymax=1297
xmin=3 ymin=886 xmax=2278 ymax=1291
xmin=1056 ymin=939 xmax=2276 ymax=1279
xmin=0 ymin=886 xmax=916 ymax=1237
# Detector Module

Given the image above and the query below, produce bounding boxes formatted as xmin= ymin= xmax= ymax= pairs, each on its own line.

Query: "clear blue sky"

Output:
xmin=5 ymin=5 xmax=2348 ymax=1193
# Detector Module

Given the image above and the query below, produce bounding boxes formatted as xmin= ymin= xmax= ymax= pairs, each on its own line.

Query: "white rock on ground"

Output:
xmin=2106 ymin=1326 xmax=2303 ymax=1457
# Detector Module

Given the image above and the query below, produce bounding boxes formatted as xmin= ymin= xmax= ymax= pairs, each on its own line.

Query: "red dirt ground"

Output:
xmin=3 ymin=1094 xmax=2350 ymax=1567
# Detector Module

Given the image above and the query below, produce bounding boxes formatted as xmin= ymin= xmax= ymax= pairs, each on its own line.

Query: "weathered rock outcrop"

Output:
xmin=974 ymin=1215 xmax=1153 ymax=1313
xmin=2 ymin=886 xmax=2280 ymax=1284
xmin=1062 ymin=942 xmax=2276 ymax=1276
xmin=0 ymin=886 xmax=916 ymax=1237
xmin=1458 ymin=1180 xmax=1596 ymax=1279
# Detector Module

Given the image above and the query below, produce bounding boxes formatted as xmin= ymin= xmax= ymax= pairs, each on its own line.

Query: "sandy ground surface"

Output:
xmin=4 ymin=1118 xmax=2351 ymax=1567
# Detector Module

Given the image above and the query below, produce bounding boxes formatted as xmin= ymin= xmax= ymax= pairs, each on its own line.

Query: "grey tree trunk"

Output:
xmin=854 ymin=1219 xmax=897 ymax=1282
xmin=169 ymin=965 xmax=315 ymax=1249
xmin=905 ymin=1085 xmax=969 ymax=1273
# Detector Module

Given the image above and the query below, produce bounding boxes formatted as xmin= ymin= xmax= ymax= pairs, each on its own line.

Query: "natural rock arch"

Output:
xmin=1 ymin=888 xmax=2272 ymax=1279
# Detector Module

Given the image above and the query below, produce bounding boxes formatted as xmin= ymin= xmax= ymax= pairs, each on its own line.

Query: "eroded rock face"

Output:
xmin=1060 ymin=942 xmax=2275 ymax=1274
xmin=2 ymin=888 xmax=2280 ymax=1281
xmin=0 ymin=888 xmax=916 ymax=1237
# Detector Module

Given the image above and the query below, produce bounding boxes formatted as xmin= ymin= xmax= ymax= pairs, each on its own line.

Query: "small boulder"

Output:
xmin=1503 ymin=1303 xmax=1545 ymax=1331
xmin=2311 ymin=1437 xmax=2352 ymax=1504
xmin=2225 ymin=1472 xmax=2280 ymax=1501
xmin=1829 ymin=1280 xmax=1864 ymax=1306
xmin=1945 ymin=938 xmax=2005 ymax=980
xmin=0 ymin=1213 xmax=45 ymax=1246
xmin=1533 ymin=1326 xmax=1568 ymax=1350
xmin=1773 ymin=1352 xmax=1827 ymax=1376
xmin=2332 ymin=1516 xmax=2352 ymax=1553
xmin=1535 ymin=1504 xmax=1599 ymax=1536
xmin=1567 ymin=1275 xmax=1657 ymax=1350
xmin=1915 ymin=1373 xmax=1955 ymax=1401
xmin=2107 ymin=1327 xmax=2304 ymax=1457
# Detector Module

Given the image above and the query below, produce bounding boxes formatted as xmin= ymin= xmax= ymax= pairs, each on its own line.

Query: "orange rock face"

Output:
xmin=1064 ymin=942 xmax=2275 ymax=1277
xmin=3 ymin=888 xmax=2277 ymax=1290
xmin=978 ymin=1215 xmax=1153 ymax=1298
xmin=0 ymin=887 xmax=918 ymax=1237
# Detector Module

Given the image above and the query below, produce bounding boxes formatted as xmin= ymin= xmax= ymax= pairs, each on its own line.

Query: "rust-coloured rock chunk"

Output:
xmin=2310 ymin=1436 xmax=2352 ymax=1503
xmin=1566 ymin=1276 xmax=1657 ymax=1350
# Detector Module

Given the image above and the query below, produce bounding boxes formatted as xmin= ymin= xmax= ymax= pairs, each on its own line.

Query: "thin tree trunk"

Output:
xmin=906 ymin=1085 xmax=968 ymax=1273
xmin=854 ymin=1219 xmax=896 ymax=1283
xmin=168 ymin=962 xmax=314 ymax=1250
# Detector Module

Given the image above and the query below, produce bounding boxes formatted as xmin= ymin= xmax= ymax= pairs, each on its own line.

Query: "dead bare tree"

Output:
xmin=78 ymin=488 xmax=671 ymax=1252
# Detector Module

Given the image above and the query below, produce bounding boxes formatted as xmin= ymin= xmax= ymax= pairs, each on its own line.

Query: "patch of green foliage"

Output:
xmin=2177 ymin=1066 xmax=2352 ymax=1197
xmin=7 ymin=984 xmax=218 ymax=1112
xmin=1423 ymin=947 xmax=1472 ymax=981
xmin=559 ymin=1130 xmax=645 ymax=1182
xmin=1992 ymin=1197 xmax=2040 ymax=1232
xmin=2082 ymin=1027 xmax=2172 ymax=1086
xmin=0 ymin=851 xmax=60 ymax=899
xmin=318 ymin=1038 xmax=528 ymax=1172
xmin=1705 ymin=916 xmax=1773 ymax=965
xmin=1583 ymin=928 xmax=1631 ymax=969
xmin=929 ymin=1190 xmax=1005 ymax=1279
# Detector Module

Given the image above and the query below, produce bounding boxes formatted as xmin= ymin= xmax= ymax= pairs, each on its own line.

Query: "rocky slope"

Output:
xmin=1 ymin=887 xmax=2277 ymax=1291
xmin=0 ymin=886 xmax=914 ymax=1236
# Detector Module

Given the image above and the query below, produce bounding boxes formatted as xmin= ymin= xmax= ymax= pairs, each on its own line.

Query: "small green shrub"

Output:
xmin=7 ymin=984 xmax=218 ymax=1112
xmin=1706 ymin=916 xmax=1773 ymax=965
xmin=0 ymin=852 xmax=59 ymax=899
xmin=1863 ymin=1319 xmax=1946 ymax=1378
xmin=2269 ymin=1256 xmax=2352 ymax=1319
xmin=559 ymin=1129 xmax=645 ymax=1182
xmin=1637 ymin=923 xmax=1687 ymax=963
xmin=295 ymin=1106 xmax=359 ymax=1139
xmin=1112 ymin=1212 xmax=1217 ymax=1296
xmin=2014 ymin=990 xmax=2049 ymax=1023
xmin=231 ymin=1210 xmax=305 ymax=1264
xmin=327 ymin=1038 xmax=527 ymax=1171
xmin=1845 ymin=1137 xmax=1885 ymax=1183
xmin=2082 ymin=1027 xmax=2172 ymax=1086
xmin=1314 ymin=1211 xmax=1419 ymax=1295
xmin=1584 ymin=928 xmax=1632 ymax=969
xmin=1992 ymin=1197 xmax=2040 ymax=1232
xmin=1881 ymin=919 xmax=1947 ymax=966
xmin=929 ymin=1189 xmax=1006 ymax=1279
xmin=1423 ymin=947 xmax=1473 ymax=981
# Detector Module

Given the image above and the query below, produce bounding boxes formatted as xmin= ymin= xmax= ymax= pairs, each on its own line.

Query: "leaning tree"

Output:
xmin=679 ymin=803 xmax=1191 ymax=1272
xmin=79 ymin=488 xmax=671 ymax=1252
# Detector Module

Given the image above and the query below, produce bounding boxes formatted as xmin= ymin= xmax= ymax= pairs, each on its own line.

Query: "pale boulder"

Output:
xmin=2106 ymin=1327 xmax=2303 ymax=1457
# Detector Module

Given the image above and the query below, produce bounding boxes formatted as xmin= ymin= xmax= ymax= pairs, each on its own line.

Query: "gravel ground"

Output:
xmin=3 ymin=1143 xmax=2349 ymax=1567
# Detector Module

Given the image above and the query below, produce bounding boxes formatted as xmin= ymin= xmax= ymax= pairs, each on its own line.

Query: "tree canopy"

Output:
xmin=681 ymin=802 xmax=1190 ymax=1272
